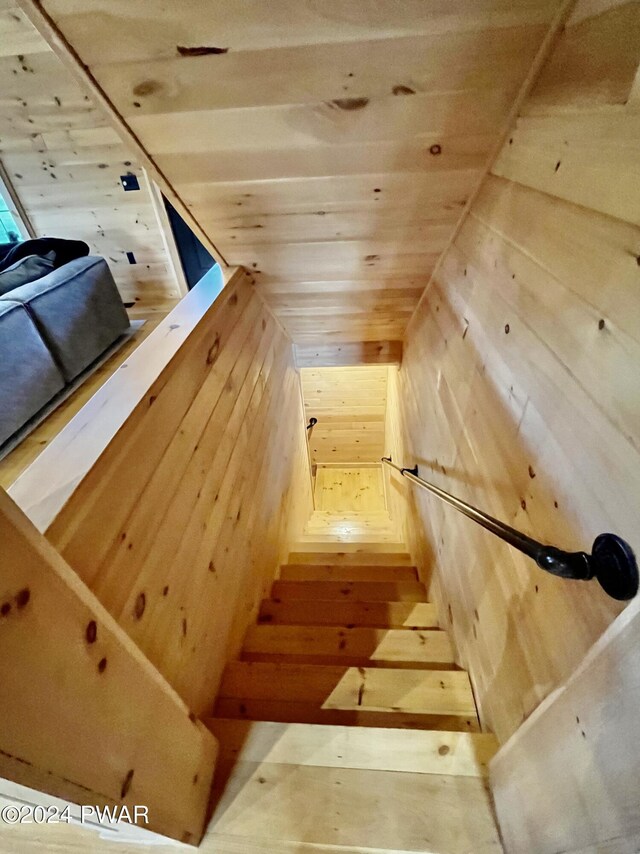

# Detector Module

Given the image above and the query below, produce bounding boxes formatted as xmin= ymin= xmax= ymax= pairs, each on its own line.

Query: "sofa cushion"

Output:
xmin=0 ymin=255 xmax=130 ymax=383
xmin=0 ymin=300 xmax=66 ymax=447
xmin=0 ymin=251 xmax=55 ymax=295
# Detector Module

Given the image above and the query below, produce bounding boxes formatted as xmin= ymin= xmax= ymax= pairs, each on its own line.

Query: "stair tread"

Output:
xmin=215 ymin=699 xmax=478 ymax=730
xmin=206 ymin=718 xmax=498 ymax=777
xmin=272 ymin=579 xmax=427 ymax=602
xmin=281 ymin=564 xmax=418 ymax=581
xmin=207 ymin=752 xmax=501 ymax=853
xmin=217 ymin=661 xmax=477 ymax=731
xmin=242 ymin=625 xmax=454 ymax=668
xmin=290 ymin=543 xmax=410 ymax=558
xmin=259 ymin=598 xmax=440 ymax=628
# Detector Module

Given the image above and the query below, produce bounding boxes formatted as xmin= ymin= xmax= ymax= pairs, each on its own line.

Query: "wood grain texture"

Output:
xmin=314 ymin=467 xmax=386 ymax=511
xmin=0 ymin=1 xmax=180 ymax=302
xmin=208 ymin=718 xmax=498 ymax=777
xmin=9 ymin=266 xmax=229 ymax=529
xmin=400 ymin=0 xmax=640 ymax=744
xmin=241 ymin=625 xmax=455 ymax=669
xmin=205 ymin=533 xmax=496 ymax=847
xmin=302 ymin=367 xmax=387 ymax=464
xmin=258 ymin=599 xmax=439 ymax=629
xmin=491 ymin=596 xmax=640 ymax=853
xmin=294 ymin=340 xmax=403 ymax=368
xmin=217 ymin=661 xmax=479 ymax=731
xmin=272 ymin=580 xmax=428 ymax=603
xmin=383 ymin=365 xmax=414 ymax=562
xmin=0 ymin=824 xmax=501 ymax=854
xmin=17 ymin=272 xmax=313 ymax=715
xmin=0 ymin=487 xmax=217 ymax=844
xmin=34 ymin=0 xmax=563 ymax=348
xmin=206 ymin=760 xmax=498 ymax=852
xmin=300 ymin=509 xmax=403 ymax=544
xmin=288 ymin=549 xmax=413 ymax=564
xmin=279 ymin=564 xmax=418 ymax=581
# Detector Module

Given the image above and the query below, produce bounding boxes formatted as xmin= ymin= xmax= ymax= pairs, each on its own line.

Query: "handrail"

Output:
xmin=382 ymin=457 xmax=638 ymax=601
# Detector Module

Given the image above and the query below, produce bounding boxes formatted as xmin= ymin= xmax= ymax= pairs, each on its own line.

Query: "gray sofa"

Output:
xmin=0 ymin=256 xmax=130 ymax=448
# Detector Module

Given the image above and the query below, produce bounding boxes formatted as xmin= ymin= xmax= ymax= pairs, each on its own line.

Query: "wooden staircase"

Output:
xmin=203 ymin=545 xmax=502 ymax=853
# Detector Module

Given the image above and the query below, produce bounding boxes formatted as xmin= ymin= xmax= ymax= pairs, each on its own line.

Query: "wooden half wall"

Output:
xmin=400 ymin=0 xmax=640 ymax=743
xmin=491 ymin=594 xmax=640 ymax=853
xmin=10 ymin=268 xmax=314 ymax=716
xmin=0 ymin=487 xmax=217 ymax=843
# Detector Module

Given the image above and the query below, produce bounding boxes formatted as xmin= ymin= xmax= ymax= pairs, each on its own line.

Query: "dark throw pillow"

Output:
xmin=0 ymin=252 xmax=56 ymax=296
xmin=0 ymin=237 xmax=90 ymax=272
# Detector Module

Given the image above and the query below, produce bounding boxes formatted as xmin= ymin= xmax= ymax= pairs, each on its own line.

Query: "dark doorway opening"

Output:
xmin=163 ymin=197 xmax=217 ymax=289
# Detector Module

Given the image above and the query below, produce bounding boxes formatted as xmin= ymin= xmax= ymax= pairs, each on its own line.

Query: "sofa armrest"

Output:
xmin=0 ymin=256 xmax=130 ymax=382
xmin=0 ymin=300 xmax=65 ymax=447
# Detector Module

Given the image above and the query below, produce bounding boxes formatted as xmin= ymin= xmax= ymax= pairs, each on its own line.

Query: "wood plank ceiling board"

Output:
xmin=30 ymin=0 xmax=564 ymax=352
xmin=0 ymin=0 xmax=50 ymax=57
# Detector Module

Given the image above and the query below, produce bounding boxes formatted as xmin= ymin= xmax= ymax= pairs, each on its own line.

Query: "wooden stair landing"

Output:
xmin=207 ymin=546 xmax=501 ymax=853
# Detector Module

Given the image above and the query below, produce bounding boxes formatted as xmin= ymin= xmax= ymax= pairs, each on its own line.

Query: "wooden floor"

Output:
xmin=0 ymin=298 xmax=178 ymax=489
xmin=302 ymin=504 xmax=403 ymax=545
xmin=314 ymin=464 xmax=387 ymax=512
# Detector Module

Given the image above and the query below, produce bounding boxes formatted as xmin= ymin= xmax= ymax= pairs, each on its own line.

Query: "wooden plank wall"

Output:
xmin=400 ymin=0 xmax=640 ymax=743
xmin=0 ymin=0 xmax=179 ymax=304
xmin=294 ymin=340 xmax=403 ymax=369
xmin=383 ymin=366 xmax=413 ymax=555
xmin=491 ymin=595 xmax=640 ymax=853
xmin=301 ymin=366 xmax=388 ymax=464
xmin=38 ymin=272 xmax=313 ymax=716
xmin=0 ymin=487 xmax=217 ymax=844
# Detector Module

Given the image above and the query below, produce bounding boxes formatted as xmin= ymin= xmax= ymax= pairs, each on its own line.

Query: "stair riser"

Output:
xmin=214 ymin=699 xmax=480 ymax=732
xmin=280 ymin=564 xmax=419 ymax=581
xmin=272 ymin=581 xmax=427 ymax=601
xmin=258 ymin=599 xmax=440 ymax=628
xmin=289 ymin=548 xmax=412 ymax=563
xmin=218 ymin=663 xmax=477 ymax=727
xmin=242 ymin=626 xmax=455 ymax=668
xmin=241 ymin=653 xmax=458 ymax=669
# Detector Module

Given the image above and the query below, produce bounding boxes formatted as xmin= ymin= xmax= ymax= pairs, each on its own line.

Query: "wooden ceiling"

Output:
xmin=26 ymin=0 xmax=561 ymax=349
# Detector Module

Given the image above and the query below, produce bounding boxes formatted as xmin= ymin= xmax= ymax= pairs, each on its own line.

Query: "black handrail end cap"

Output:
xmin=592 ymin=533 xmax=639 ymax=601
